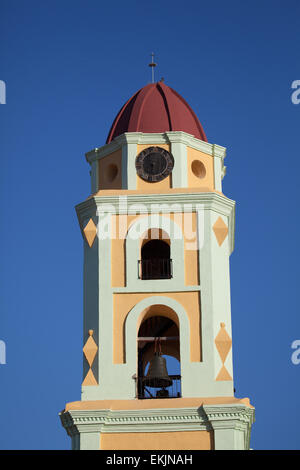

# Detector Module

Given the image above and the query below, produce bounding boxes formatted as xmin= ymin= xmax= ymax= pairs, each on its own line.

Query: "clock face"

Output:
xmin=135 ymin=147 xmax=174 ymax=182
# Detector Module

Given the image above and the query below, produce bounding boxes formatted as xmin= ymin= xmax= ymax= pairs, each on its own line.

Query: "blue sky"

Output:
xmin=0 ymin=0 xmax=299 ymax=450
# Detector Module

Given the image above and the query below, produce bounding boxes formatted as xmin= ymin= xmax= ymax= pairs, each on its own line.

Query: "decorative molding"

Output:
xmin=85 ymin=132 xmax=226 ymax=164
xmin=212 ymin=144 xmax=226 ymax=160
xmin=77 ymin=192 xmax=235 ymax=214
xmin=60 ymin=403 xmax=254 ymax=440
xmin=76 ymin=192 xmax=235 ymax=255
xmin=221 ymin=165 xmax=227 ymax=180
xmin=203 ymin=405 xmax=255 ymax=449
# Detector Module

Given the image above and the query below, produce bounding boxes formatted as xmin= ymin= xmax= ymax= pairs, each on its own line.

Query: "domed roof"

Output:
xmin=106 ymin=81 xmax=207 ymax=143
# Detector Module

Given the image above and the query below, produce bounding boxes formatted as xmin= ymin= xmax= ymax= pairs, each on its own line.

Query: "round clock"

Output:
xmin=135 ymin=146 xmax=174 ymax=182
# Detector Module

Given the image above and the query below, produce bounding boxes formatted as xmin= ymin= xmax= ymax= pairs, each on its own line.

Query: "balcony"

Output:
xmin=138 ymin=259 xmax=173 ymax=280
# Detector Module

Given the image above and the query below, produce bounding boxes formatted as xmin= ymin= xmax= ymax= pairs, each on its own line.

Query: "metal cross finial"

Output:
xmin=148 ymin=52 xmax=157 ymax=83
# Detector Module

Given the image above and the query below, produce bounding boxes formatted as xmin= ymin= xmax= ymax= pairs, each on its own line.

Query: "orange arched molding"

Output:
xmin=111 ymin=213 xmax=199 ymax=287
xmin=113 ymin=291 xmax=201 ymax=364
xmin=137 ymin=304 xmax=180 ymax=331
xmin=140 ymin=228 xmax=171 ymax=249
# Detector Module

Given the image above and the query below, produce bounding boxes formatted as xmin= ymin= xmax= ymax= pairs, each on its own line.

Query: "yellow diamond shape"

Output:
xmin=83 ymin=218 xmax=97 ymax=247
xmin=216 ymin=365 xmax=232 ymax=381
xmin=82 ymin=368 xmax=98 ymax=386
xmin=83 ymin=330 xmax=98 ymax=367
xmin=215 ymin=322 xmax=232 ymax=364
xmin=213 ymin=217 xmax=228 ymax=246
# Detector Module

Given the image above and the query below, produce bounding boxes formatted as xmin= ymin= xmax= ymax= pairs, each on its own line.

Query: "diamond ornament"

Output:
xmin=83 ymin=218 xmax=97 ymax=247
xmin=83 ymin=329 xmax=98 ymax=367
xmin=215 ymin=322 xmax=232 ymax=381
xmin=213 ymin=217 xmax=228 ymax=246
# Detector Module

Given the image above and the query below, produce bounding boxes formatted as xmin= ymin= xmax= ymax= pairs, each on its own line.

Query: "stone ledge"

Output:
xmin=60 ymin=399 xmax=254 ymax=439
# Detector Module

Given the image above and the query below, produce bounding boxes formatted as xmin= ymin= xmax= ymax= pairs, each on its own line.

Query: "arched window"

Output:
xmin=140 ymin=239 xmax=172 ymax=280
xmin=137 ymin=313 xmax=181 ymax=399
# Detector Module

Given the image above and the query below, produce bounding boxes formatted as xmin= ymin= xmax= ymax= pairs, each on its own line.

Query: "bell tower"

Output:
xmin=60 ymin=81 xmax=255 ymax=450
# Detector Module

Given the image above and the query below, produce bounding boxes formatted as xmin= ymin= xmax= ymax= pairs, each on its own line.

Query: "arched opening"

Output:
xmin=137 ymin=312 xmax=181 ymax=399
xmin=139 ymin=239 xmax=172 ymax=280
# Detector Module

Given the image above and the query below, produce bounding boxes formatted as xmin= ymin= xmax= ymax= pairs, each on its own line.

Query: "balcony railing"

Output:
xmin=138 ymin=259 xmax=173 ymax=280
xmin=136 ymin=375 xmax=181 ymax=399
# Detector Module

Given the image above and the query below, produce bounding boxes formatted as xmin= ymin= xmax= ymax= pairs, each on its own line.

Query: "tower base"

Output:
xmin=60 ymin=397 xmax=254 ymax=450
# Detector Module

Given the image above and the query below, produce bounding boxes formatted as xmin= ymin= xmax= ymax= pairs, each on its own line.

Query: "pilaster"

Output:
xmin=203 ymin=404 xmax=255 ymax=450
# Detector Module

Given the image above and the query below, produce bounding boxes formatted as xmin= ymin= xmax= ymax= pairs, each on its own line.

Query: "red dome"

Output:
xmin=106 ymin=81 xmax=207 ymax=143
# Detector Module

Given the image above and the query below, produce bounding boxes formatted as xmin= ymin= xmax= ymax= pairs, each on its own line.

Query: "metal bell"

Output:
xmin=143 ymin=352 xmax=173 ymax=389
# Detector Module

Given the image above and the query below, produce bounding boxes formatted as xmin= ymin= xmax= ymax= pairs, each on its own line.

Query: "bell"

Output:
xmin=143 ymin=352 xmax=173 ymax=389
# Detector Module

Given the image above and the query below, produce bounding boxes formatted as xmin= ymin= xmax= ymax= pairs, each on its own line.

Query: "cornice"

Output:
xmin=75 ymin=191 xmax=235 ymax=253
xmin=203 ymin=405 xmax=255 ymax=424
xmin=85 ymin=132 xmax=226 ymax=164
xmin=76 ymin=191 xmax=235 ymax=217
xmin=60 ymin=403 xmax=254 ymax=436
